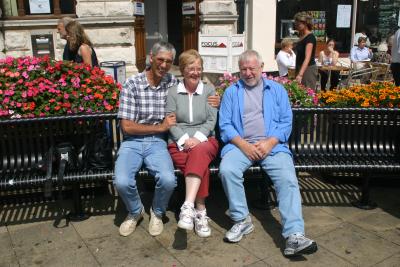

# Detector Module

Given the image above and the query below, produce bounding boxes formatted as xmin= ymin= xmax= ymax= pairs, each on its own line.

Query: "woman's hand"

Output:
xmin=183 ymin=137 xmax=201 ymax=150
xmin=295 ymin=74 xmax=303 ymax=84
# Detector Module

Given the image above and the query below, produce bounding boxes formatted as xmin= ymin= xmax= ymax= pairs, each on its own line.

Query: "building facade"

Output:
xmin=0 ymin=0 xmax=239 ymax=76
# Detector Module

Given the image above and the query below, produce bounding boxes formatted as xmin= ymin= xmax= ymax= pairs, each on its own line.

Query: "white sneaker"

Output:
xmin=284 ymin=233 xmax=318 ymax=257
xmin=149 ymin=207 xmax=163 ymax=236
xmin=194 ymin=212 xmax=211 ymax=238
xmin=177 ymin=203 xmax=195 ymax=230
xmin=119 ymin=207 xmax=144 ymax=237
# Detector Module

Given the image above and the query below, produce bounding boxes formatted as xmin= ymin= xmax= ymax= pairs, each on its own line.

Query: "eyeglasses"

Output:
xmin=154 ymin=57 xmax=173 ymax=65
xmin=185 ymin=67 xmax=202 ymax=73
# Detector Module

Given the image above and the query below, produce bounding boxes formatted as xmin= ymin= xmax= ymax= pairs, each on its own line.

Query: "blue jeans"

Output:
xmin=219 ymin=147 xmax=304 ymax=238
xmin=114 ymin=135 xmax=176 ymax=217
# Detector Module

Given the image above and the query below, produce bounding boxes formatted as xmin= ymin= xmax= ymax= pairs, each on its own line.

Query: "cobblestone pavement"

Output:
xmin=1 ymin=174 xmax=399 ymax=267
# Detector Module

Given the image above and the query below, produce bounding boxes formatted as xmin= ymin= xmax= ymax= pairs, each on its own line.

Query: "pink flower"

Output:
xmin=64 ymin=93 xmax=69 ymax=100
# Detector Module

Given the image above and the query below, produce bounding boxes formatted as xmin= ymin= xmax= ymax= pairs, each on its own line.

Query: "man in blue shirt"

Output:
xmin=218 ymin=50 xmax=317 ymax=257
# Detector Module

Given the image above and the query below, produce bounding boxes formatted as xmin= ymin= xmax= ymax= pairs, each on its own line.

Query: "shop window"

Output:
xmin=2 ymin=0 xmax=76 ymax=18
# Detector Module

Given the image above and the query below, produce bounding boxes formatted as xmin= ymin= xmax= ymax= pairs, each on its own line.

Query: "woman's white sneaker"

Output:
xmin=194 ymin=212 xmax=211 ymax=238
xmin=177 ymin=203 xmax=195 ymax=230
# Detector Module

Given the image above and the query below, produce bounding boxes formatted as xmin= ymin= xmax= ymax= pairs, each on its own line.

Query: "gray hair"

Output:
xmin=57 ymin=16 xmax=74 ymax=26
xmin=151 ymin=41 xmax=176 ymax=60
xmin=238 ymin=50 xmax=263 ymax=67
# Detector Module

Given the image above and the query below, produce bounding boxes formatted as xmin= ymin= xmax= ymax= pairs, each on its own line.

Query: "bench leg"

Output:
xmin=252 ymin=174 xmax=275 ymax=210
xmin=67 ymin=183 xmax=90 ymax=221
xmin=352 ymin=175 xmax=377 ymax=210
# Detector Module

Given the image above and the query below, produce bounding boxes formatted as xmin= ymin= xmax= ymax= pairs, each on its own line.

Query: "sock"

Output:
xmin=183 ymin=201 xmax=194 ymax=208
xmin=196 ymin=208 xmax=207 ymax=217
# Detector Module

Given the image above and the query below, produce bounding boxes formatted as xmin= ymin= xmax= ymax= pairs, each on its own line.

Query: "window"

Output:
xmin=2 ymin=0 xmax=76 ymax=18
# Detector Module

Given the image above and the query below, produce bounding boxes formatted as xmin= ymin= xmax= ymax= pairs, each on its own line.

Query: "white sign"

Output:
xmin=182 ymin=2 xmax=196 ymax=15
xmin=29 ymin=0 xmax=51 ymax=14
xmin=336 ymin=5 xmax=351 ymax=28
xmin=199 ymin=36 xmax=229 ymax=56
xmin=133 ymin=2 xmax=145 ymax=16
xmin=199 ymin=34 xmax=245 ymax=73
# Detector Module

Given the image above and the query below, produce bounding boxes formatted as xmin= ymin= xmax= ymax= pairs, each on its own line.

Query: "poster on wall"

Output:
xmin=336 ymin=5 xmax=351 ymax=28
xmin=29 ymin=0 xmax=51 ymax=14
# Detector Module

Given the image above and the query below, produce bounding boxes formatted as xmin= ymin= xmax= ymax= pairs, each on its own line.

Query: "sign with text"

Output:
xmin=182 ymin=2 xmax=196 ymax=15
xmin=133 ymin=1 xmax=145 ymax=16
xmin=336 ymin=5 xmax=351 ymax=28
xmin=29 ymin=0 xmax=51 ymax=14
xmin=199 ymin=34 xmax=245 ymax=73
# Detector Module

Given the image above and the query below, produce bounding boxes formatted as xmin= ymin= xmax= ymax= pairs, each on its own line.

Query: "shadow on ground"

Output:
xmin=1 ymin=173 xmax=399 ymax=227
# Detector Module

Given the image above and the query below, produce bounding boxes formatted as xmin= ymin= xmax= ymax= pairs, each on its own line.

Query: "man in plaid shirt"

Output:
xmin=115 ymin=41 xmax=220 ymax=237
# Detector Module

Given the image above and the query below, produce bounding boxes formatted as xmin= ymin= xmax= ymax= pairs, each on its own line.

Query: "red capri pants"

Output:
xmin=167 ymin=137 xmax=219 ymax=198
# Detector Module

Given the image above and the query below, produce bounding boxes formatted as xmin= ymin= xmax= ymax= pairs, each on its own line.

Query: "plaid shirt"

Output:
xmin=118 ymin=71 xmax=178 ymax=124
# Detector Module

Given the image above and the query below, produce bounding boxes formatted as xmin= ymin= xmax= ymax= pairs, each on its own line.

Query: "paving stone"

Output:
xmin=374 ymin=252 xmax=400 ymax=267
xmin=0 ymin=230 xmax=19 ymax=267
xmin=348 ymin=211 xmax=400 ymax=240
xmin=316 ymin=223 xmax=400 ymax=266
xmin=318 ymin=206 xmax=382 ymax=222
xmin=8 ymin=221 xmax=98 ymax=266
xmin=244 ymin=259 xmax=272 ymax=267
xmin=263 ymin=245 xmax=354 ymax=267
xmin=72 ymin=214 xmax=119 ymax=240
xmin=235 ymin=210 xmax=284 ymax=260
xmin=83 ymin=226 xmax=182 ymax=266
xmin=151 ymin=211 xmax=260 ymax=267
xmin=301 ymin=207 xmax=344 ymax=237
xmin=374 ymin=228 xmax=400 ymax=246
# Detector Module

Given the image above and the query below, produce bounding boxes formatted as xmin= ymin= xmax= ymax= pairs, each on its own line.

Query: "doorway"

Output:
xmin=143 ymin=0 xmax=199 ymax=64
xmin=167 ymin=0 xmax=183 ymax=64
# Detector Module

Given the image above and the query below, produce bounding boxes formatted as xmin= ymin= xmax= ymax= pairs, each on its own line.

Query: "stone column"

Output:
xmin=199 ymin=0 xmax=238 ymax=83
xmin=199 ymin=0 xmax=238 ymax=35
xmin=0 ymin=7 xmax=4 ymax=58
xmin=247 ymin=0 xmax=277 ymax=72
xmin=75 ymin=0 xmax=138 ymax=75
xmin=0 ymin=33 xmax=6 ymax=58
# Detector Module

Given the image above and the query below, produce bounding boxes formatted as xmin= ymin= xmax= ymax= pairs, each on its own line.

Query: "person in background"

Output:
xmin=319 ymin=39 xmax=340 ymax=90
xmin=294 ymin=12 xmax=318 ymax=89
xmin=391 ymin=27 xmax=400 ymax=86
xmin=387 ymin=31 xmax=396 ymax=55
xmin=166 ymin=50 xmax=218 ymax=238
xmin=351 ymin=37 xmax=373 ymax=69
xmin=65 ymin=20 xmax=98 ymax=67
xmin=218 ymin=49 xmax=317 ymax=257
xmin=354 ymin=28 xmax=371 ymax=47
xmin=372 ymin=42 xmax=391 ymax=64
xmin=276 ymin=38 xmax=296 ymax=77
xmin=57 ymin=17 xmax=76 ymax=61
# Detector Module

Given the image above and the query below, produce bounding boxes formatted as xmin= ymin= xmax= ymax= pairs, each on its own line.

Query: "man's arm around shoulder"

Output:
xmin=120 ymin=114 xmax=176 ymax=136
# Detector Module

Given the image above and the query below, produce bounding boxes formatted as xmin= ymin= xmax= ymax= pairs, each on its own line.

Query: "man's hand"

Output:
xmin=254 ymin=138 xmax=279 ymax=159
xmin=161 ymin=113 xmax=176 ymax=131
xmin=207 ymin=94 xmax=221 ymax=108
xmin=241 ymin=142 xmax=263 ymax=161
xmin=183 ymin=137 xmax=201 ymax=150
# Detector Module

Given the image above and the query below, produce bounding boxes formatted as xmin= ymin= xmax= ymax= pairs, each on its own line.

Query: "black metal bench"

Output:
xmin=289 ymin=107 xmax=400 ymax=209
xmin=1 ymin=107 xmax=399 ymax=220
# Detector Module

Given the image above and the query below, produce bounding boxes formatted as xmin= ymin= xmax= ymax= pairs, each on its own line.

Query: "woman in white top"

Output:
xmin=276 ymin=38 xmax=296 ymax=77
xmin=319 ymin=39 xmax=340 ymax=90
